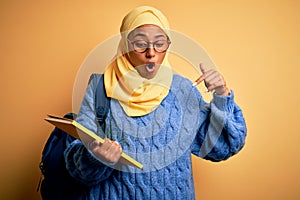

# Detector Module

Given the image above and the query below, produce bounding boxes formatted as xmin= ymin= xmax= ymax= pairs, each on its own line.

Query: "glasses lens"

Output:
xmin=133 ymin=41 xmax=148 ymax=52
xmin=154 ymin=40 xmax=169 ymax=52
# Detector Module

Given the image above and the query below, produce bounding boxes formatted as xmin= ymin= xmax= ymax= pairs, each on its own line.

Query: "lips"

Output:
xmin=145 ymin=62 xmax=155 ymax=73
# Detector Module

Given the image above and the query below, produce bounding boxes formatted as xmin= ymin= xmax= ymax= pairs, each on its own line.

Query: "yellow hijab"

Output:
xmin=104 ymin=6 xmax=173 ymax=116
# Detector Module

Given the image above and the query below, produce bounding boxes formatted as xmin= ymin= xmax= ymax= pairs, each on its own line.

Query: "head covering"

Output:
xmin=104 ymin=6 xmax=173 ymax=116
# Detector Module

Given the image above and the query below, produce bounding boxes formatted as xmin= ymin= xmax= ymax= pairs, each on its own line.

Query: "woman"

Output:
xmin=65 ymin=6 xmax=247 ymax=199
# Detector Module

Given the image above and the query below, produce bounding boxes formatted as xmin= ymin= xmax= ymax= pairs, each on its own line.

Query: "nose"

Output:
xmin=145 ymin=47 xmax=155 ymax=58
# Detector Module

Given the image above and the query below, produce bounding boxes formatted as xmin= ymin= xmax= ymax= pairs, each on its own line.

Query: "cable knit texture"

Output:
xmin=64 ymin=74 xmax=247 ymax=199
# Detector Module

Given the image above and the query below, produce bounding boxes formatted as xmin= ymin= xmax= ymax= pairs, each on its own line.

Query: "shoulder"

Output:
xmin=170 ymin=74 xmax=200 ymax=96
xmin=88 ymin=73 xmax=103 ymax=86
xmin=169 ymin=74 xmax=203 ymax=103
xmin=171 ymin=74 xmax=193 ymax=90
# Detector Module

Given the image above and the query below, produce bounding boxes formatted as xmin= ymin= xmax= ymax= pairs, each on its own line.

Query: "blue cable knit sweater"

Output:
xmin=64 ymin=74 xmax=247 ymax=200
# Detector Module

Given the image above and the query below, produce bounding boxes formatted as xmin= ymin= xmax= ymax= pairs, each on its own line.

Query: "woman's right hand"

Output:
xmin=88 ymin=138 xmax=123 ymax=163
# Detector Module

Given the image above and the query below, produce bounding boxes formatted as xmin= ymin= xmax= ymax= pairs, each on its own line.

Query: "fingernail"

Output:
xmin=192 ymin=82 xmax=197 ymax=87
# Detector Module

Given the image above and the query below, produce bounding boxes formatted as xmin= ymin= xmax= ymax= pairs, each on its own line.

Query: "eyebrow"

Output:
xmin=133 ymin=33 xmax=167 ymax=39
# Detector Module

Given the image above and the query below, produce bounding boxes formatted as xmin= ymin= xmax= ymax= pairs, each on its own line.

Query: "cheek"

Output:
xmin=158 ymin=53 xmax=166 ymax=64
xmin=128 ymin=51 xmax=144 ymax=67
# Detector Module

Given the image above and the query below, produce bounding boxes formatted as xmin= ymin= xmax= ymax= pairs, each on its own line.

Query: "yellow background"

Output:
xmin=1 ymin=0 xmax=299 ymax=199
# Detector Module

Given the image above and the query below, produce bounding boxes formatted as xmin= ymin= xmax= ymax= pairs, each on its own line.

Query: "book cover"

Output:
xmin=45 ymin=115 xmax=143 ymax=169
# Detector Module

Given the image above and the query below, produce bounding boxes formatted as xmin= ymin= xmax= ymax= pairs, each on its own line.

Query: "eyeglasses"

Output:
xmin=128 ymin=39 xmax=171 ymax=53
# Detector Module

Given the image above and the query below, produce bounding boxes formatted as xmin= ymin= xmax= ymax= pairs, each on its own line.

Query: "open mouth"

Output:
xmin=145 ymin=62 xmax=156 ymax=73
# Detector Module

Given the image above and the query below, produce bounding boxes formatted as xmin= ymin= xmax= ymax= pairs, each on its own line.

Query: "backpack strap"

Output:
xmin=93 ymin=74 xmax=111 ymax=132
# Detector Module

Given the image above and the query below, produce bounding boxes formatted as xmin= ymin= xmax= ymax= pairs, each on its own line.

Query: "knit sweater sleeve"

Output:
xmin=64 ymin=74 xmax=114 ymax=187
xmin=191 ymin=89 xmax=247 ymax=162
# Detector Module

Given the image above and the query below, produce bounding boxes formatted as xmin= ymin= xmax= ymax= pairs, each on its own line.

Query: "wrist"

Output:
xmin=215 ymin=87 xmax=231 ymax=96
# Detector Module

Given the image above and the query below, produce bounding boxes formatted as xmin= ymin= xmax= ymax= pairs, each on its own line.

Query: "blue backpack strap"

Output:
xmin=92 ymin=74 xmax=110 ymax=131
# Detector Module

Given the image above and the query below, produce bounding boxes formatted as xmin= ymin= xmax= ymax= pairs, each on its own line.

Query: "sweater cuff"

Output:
xmin=212 ymin=89 xmax=235 ymax=113
xmin=86 ymin=147 xmax=118 ymax=168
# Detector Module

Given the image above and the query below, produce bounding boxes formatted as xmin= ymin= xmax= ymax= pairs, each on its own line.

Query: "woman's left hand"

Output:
xmin=193 ymin=63 xmax=230 ymax=96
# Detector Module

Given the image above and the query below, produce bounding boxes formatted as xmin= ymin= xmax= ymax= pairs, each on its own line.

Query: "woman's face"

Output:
xmin=127 ymin=24 xmax=169 ymax=79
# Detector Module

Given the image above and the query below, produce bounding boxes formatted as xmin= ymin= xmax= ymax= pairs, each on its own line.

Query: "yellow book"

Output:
xmin=45 ymin=114 xmax=143 ymax=169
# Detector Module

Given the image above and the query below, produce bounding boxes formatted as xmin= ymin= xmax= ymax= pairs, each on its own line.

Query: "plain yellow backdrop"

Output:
xmin=0 ymin=0 xmax=299 ymax=199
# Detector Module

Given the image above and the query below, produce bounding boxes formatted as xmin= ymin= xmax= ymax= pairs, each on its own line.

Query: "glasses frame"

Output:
xmin=127 ymin=39 xmax=171 ymax=53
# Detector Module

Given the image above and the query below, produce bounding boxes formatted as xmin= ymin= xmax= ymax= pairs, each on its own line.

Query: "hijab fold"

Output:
xmin=104 ymin=6 xmax=173 ymax=116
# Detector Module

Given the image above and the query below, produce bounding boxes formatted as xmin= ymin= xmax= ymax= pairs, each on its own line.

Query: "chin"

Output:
xmin=141 ymin=73 xmax=156 ymax=79
xmin=138 ymin=71 xmax=158 ymax=79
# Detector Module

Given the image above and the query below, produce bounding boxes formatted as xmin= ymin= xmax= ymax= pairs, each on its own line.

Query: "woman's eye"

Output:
xmin=155 ymin=43 xmax=164 ymax=48
xmin=135 ymin=42 xmax=147 ymax=48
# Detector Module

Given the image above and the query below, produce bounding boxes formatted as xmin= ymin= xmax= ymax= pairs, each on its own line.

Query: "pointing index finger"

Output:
xmin=199 ymin=63 xmax=207 ymax=74
xmin=192 ymin=63 xmax=207 ymax=86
